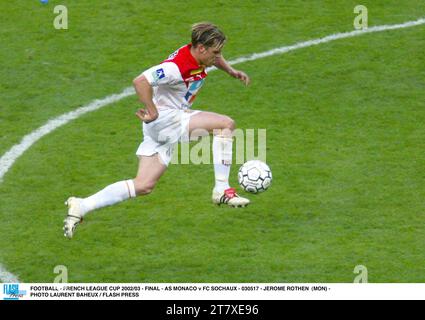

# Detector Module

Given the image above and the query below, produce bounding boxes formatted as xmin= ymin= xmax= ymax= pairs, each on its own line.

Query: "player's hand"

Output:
xmin=135 ymin=108 xmax=158 ymax=123
xmin=229 ymin=68 xmax=250 ymax=86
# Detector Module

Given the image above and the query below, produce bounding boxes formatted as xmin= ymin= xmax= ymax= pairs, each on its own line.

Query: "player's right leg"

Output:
xmin=63 ymin=154 xmax=167 ymax=239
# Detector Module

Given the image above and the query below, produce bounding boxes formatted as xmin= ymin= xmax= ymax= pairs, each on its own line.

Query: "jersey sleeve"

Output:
xmin=141 ymin=62 xmax=182 ymax=87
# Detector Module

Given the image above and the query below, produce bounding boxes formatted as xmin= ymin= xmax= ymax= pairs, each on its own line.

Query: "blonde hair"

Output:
xmin=191 ymin=22 xmax=226 ymax=49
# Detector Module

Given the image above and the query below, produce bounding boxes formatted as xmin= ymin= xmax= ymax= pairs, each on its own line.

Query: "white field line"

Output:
xmin=0 ymin=17 xmax=423 ymax=283
xmin=0 ymin=264 xmax=20 ymax=283
xmin=216 ymin=17 xmax=425 ymax=68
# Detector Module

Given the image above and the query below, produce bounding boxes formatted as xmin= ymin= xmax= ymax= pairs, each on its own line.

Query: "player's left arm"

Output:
xmin=214 ymin=55 xmax=250 ymax=86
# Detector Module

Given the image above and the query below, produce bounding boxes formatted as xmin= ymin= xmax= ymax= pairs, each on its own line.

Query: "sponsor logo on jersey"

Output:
xmin=168 ymin=49 xmax=179 ymax=60
xmin=184 ymin=74 xmax=205 ymax=83
xmin=184 ymin=79 xmax=204 ymax=103
xmin=190 ymin=68 xmax=204 ymax=75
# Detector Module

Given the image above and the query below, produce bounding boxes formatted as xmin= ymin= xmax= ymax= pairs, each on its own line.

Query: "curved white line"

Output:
xmin=0 ymin=17 xmax=424 ymax=282
xmin=0 ymin=87 xmax=135 ymax=182
xmin=0 ymin=264 xmax=20 ymax=283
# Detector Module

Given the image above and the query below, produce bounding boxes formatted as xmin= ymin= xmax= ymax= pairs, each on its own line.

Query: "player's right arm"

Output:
xmin=133 ymin=75 xmax=159 ymax=123
xmin=133 ymin=62 xmax=182 ymax=122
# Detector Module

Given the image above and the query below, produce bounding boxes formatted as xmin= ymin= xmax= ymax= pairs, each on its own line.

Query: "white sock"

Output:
xmin=80 ymin=180 xmax=136 ymax=216
xmin=213 ymin=135 xmax=232 ymax=193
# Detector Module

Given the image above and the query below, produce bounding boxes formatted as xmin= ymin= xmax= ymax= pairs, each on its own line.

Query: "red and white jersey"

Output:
xmin=141 ymin=44 xmax=208 ymax=110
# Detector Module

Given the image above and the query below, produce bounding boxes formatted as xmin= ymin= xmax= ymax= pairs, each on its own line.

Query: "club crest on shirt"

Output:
xmin=190 ymin=68 xmax=203 ymax=75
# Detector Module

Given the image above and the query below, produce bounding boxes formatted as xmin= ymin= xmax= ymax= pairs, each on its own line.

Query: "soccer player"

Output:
xmin=63 ymin=22 xmax=251 ymax=238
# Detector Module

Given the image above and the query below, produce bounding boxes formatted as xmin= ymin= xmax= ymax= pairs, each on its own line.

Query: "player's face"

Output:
xmin=201 ymin=44 xmax=223 ymax=67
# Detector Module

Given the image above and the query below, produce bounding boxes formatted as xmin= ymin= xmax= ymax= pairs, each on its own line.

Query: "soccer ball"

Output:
xmin=238 ymin=160 xmax=272 ymax=194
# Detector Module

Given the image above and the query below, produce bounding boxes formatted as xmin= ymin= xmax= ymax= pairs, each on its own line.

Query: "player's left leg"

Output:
xmin=188 ymin=111 xmax=249 ymax=208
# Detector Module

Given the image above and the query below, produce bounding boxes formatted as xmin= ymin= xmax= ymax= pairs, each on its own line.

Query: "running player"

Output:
xmin=64 ymin=22 xmax=251 ymax=238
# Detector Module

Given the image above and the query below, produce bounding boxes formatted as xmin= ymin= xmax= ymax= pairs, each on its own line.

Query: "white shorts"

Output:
xmin=136 ymin=108 xmax=201 ymax=166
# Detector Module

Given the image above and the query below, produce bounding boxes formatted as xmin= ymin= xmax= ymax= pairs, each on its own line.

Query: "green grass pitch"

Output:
xmin=0 ymin=1 xmax=424 ymax=282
